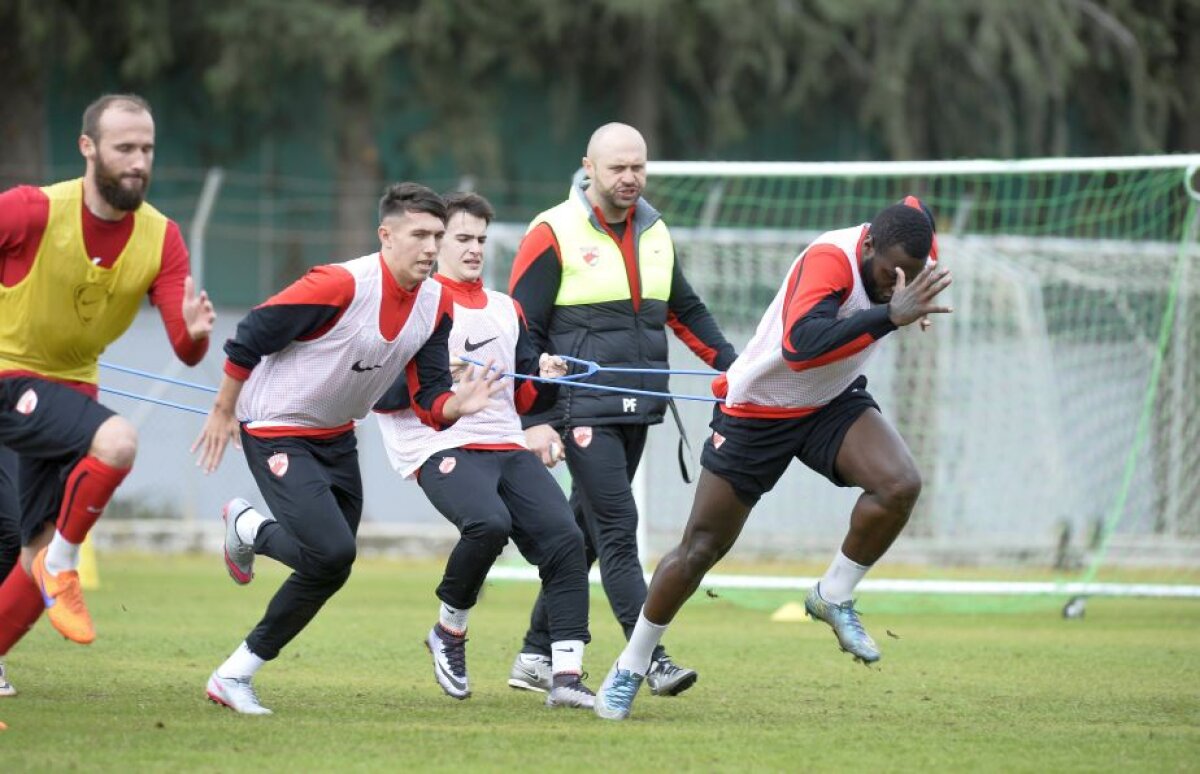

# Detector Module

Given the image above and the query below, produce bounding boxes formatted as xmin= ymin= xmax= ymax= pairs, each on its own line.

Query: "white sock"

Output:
xmin=44 ymin=531 xmax=81 ymax=576
xmin=818 ymin=550 xmax=871 ymax=604
xmin=217 ymin=641 xmax=265 ymax=680
xmin=235 ymin=507 xmax=270 ymax=545
xmin=550 ymin=640 xmax=585 ymax=676
xmin=617 ymin=611 xmax=667 ymax=675
xmin=438 ymin=602 xmax=469 ymax=636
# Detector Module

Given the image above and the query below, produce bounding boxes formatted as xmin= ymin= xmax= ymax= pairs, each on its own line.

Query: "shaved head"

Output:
xmin=582 ymin=123 xmax=648 ymax=222
xmin=586 ymin=122 xmax=647 ymax=163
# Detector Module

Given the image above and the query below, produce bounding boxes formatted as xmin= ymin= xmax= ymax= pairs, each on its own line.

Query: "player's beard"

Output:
xmin=94 ymin=154 xmax=150 ymax=212
xmin=596 ymin=180 xmax=641 ymax=215
xmin=860 ymin=257 xmax=888 ymax=304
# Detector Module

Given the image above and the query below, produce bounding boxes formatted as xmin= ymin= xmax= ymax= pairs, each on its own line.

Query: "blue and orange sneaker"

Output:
xmin=31 ymin=546 xmax=94 ymax=645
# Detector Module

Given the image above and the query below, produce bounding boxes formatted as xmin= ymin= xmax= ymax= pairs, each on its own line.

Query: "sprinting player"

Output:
xmin=595 ymin=199 xmax=951 ymax=720
xmin=507 ymin=123 xmax=736 ymax=697
xmin=191 ymin=183 xmax=502 ymax=715
xmin=0 ymin=94 xmax=215 ymax=696
xmin=376 ymin=192 xmax=595 ymax=709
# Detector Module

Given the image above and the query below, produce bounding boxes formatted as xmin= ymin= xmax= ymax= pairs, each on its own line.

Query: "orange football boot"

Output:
xmin=31 ymin=547 xmax=95 ymax=645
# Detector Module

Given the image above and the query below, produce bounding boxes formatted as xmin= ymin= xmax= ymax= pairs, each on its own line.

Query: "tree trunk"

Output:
xmin=1173 ymin=4 xmax=1200 ymax=152
xmin=0 ymin=28 xmax=46 ymax=188
xmin=622 ymin=19 xmax=661 ymax=155
xmin=333 ymin=87 xmax=383 ymax=261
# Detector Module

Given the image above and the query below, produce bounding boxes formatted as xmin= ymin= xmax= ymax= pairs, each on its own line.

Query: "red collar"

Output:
xmin=379 ymin=253 xmax=417 ymax=300
xmin=592 ymin=204 xmax=635 ymax=231
xmin=434 ymin=273 xmax=487 ymax=308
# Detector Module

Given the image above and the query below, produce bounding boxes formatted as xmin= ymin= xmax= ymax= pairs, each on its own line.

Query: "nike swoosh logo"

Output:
xmin=351 ymin=360 xmax=383 ymax=373
xmin=434 ymin=657 xmax=468 ymax=691
xmin=514 ymin=664 xmax=541 ymax=680
xmin=463 ymin=336 xmax=497 ymax=352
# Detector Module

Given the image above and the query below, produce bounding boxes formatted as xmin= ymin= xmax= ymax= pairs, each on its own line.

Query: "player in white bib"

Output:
xmin=595 ymin=199 xmax=953 ymax=720
xmin=190 ymin=183 xmax=503 ymax=715
xmin=375 ymin=193 xmax=595 ymax=709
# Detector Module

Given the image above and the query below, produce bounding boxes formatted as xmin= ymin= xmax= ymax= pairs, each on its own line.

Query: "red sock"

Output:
xmin=56 ymin=456 xmax=130 ymax=543
xmin=0 ymin=565 xmax=44 ymax=655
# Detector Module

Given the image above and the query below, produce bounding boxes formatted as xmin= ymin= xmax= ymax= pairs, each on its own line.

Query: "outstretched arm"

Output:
xmin=148 ymin=223 xmax=212 ymax=365
xmin=667 ymin=259 xmax=737 ymax=370
xmin=395 ymin=298 xmax=505 ymax=428
xmin=782 ymin=247 xmax=896 ymax=371
xmin=190 ymin=373 xmax=245 ymax=474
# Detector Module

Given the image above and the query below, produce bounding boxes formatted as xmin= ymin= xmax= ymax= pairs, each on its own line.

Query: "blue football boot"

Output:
xmin=593 ymin=660 xmax=646 ymax=720
xmin=805 ymin=584 xmax=881 ymax=664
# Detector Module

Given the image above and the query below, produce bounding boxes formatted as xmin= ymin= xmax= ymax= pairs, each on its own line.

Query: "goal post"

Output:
xmin=485 ymin=155 xmax=1200 ymax=605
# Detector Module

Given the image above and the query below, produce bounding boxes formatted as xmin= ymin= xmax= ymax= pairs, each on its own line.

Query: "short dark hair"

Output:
xmin=443 ymin=192 xmax=495 ymax=224
xmin=378 ymin=182 xmax=447 ymax=223
xmin=81 ymin=94 xmax=152 ymax=141
xmin=868 ymin=203 xmax=934 ymax=260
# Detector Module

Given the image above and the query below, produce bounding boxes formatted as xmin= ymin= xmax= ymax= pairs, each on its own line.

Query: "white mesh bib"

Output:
xmin=376 ymin=289 xmax=527 ymax=478
xmin=724 ymin=225 xmax=880 ymax=412
xmin=238 ymin=254 xmax=445 ymax=431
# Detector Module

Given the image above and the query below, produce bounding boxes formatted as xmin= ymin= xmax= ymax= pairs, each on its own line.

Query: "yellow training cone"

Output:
xmin=770 ymin=602 xmax=811 ymax=623
xmin=78 ymin=535 xmax=100 ymax=590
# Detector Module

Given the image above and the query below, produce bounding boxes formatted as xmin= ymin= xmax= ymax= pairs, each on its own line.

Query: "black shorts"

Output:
xmin=699 ymin=375 xmax=880 ymax=507
xmin=240 ymin=427 xmax=364 ymax=537
xmin=0 ymin=376 xmax=114 ymax=543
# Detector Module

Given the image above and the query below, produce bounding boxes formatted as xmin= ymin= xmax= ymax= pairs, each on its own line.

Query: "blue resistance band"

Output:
xmin=100 ymin=361 xmax=218 ymax=393
xmin=97 ymin=354 xmax=726 ymax=415
xmin=461 ymin=355 xmax=723 ymax=403
xmin=98 ymin=360 xmax=214 ymax=415
xmin=98 ymin=386 xmax=209 ymax=416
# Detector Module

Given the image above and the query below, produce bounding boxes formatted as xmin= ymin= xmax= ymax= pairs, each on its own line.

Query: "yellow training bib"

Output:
xmin=0 ymin=178 xmax=166 ymax=383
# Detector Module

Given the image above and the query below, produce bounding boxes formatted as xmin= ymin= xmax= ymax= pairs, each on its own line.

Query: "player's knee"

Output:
xmin=91 ymin=416 xmax=138 ymax=468
xmin=540 ymin=523 xmax=586 ymax=565
xmin=680 ymin=532 xmax=726 ymax=577
xmin=598 ymin=521 xmax=640 ymax=555
xmin=326 ymin=563 xmax=353 ymax=592
xmin=311 ymin=541 xmax=357 ymax=579
xmin=561 ymin=523 xmax=585 ymax=554
xmin=879 ymin=466 xmax=922 ymax=515
xmin=463 ymin=514 xmax=511 ymax=552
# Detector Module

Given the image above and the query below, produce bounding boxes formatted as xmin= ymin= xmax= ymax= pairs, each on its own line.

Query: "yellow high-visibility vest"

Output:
xmin=530 ymin=194 xmax=674 ymax=307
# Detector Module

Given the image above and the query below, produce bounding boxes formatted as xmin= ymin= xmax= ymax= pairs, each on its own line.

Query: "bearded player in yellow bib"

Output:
xmin=0 ymin=94 xmax=215 ymax=696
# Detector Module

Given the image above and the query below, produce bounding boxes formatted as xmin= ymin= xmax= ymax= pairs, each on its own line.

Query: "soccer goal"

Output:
xmin=486 ymin=155 xmax=1200 ymax=607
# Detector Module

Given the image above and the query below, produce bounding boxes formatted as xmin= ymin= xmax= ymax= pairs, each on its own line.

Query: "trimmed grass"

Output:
xmin=1 ymin=554 xmax=1197 ymax=772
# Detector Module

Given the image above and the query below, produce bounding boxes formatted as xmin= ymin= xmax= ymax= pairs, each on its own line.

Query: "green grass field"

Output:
xmin=2 ymin=554 xmax=1198 ymax=772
